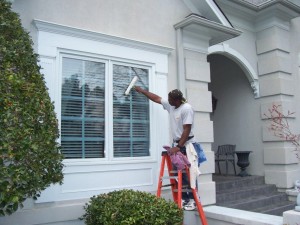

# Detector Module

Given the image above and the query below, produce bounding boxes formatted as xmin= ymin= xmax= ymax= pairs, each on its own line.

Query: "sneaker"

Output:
xmin=181 ymin=199 xmax=188 ymax=207
xmin=183 ymin=199 xmax=196 ymax=211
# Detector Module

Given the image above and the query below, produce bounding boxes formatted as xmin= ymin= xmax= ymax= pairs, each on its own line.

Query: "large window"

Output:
xmin=61 ymin=56 xmax=150 ymax=159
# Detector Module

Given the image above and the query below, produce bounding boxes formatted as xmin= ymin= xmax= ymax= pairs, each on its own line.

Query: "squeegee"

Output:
xmin=124 ymin=76 xmax=139 ymax=95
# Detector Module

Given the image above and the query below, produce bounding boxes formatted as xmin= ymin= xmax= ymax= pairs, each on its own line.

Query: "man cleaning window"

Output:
xmin=134 ymin=86 xmax=206 ymax=211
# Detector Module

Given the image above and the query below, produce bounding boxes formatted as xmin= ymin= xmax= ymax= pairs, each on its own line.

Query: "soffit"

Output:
xmin=182 ymin=0 xmax=233 ymax=28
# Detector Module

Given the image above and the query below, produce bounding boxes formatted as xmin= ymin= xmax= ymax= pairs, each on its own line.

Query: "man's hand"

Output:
xmin=170 ymin=146 xmax=180 ymax=154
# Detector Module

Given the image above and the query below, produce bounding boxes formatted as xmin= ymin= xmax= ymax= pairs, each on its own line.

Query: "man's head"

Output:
xmin=168 ymin=89 xmax=186 ymax=107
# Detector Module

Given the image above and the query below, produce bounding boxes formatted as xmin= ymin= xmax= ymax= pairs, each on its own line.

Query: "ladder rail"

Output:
xmin=192 ymin=188 xmax=208 ymax=225
xmin=156 ymin=154 xmax=165 ymax=197
xmin=177 ymin=170 xmax=182 ymax=208
xmin=157 ymin=151 xmax=208 ymax=225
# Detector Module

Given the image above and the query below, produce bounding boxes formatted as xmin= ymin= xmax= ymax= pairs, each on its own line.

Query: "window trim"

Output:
xmin=58 ymin=51 xmax=155 ymax=163
xmin=33 ymin=20 xmax=171 ymax=202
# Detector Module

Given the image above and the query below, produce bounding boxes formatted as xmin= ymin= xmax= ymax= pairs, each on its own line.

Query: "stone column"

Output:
xmin=185 ymin=48 xmax=216 ymax=205
xmin=174 ymin=14 xmax=241 ymax=205
xmin=175 ymin=26 xmax=216 ymax=206
xmin=257 ymin=23 xmax=299 ymax=189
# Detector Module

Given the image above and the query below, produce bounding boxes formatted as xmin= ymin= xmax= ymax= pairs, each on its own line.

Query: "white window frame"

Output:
xmin=58 ymin=51 xmax=155 ymax=163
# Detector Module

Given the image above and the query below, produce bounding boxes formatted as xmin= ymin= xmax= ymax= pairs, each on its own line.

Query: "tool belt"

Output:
xmin=174 ymin=136 xmax=194 ymax=143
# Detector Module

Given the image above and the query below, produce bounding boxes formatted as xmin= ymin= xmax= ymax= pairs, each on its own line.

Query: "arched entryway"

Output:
xmin=207 ymin=53 xmax=263 ymax=176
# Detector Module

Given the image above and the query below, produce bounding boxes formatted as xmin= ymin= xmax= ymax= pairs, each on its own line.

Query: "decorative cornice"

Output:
xmin=234 ymin=0 xmax=300 ymax=12
xmin=215 ymin=0 xmax=300 ymax=32
xmin=32 ymin=20 xmax=173 ymax=55
xmin=216 ymin=0 xmax=300 ymax=20
xmin=174 ymin=14 xmax=242 ymax=46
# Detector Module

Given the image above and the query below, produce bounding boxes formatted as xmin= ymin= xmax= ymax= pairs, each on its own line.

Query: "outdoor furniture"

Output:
xmin=215 ymin=144 xmax=237 ymax=175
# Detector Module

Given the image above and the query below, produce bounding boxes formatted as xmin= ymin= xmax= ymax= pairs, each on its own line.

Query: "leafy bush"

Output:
xmin=0 ymin=0 xmax=64 ymax=215
xmin=81 ymin=189 xmax=183 ymax=225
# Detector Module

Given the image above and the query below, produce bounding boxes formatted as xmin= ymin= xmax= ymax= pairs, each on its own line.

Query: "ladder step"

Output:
xmin=161 ymin=176 xmax=178 ymax=179
xmin=160 ymin=184 xmax=189 ymax=188
xmin=169 ymin=170 xmax=188 ymax=173
xmin=157 ymin=152 xmax=208 ymax=225
xmin=174 ymin=189 xmax=193 ymax=192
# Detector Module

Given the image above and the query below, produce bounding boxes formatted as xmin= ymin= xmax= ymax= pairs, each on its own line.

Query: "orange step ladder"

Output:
xmin=156 ymin=151 xmax=208 ymax=225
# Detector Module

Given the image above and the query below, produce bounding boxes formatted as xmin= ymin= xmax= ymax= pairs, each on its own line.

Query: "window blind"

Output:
xmin=113 ymin=65 xmax=150 ymax=157
xmin=61 ymin=57 xmax=105 ymax=158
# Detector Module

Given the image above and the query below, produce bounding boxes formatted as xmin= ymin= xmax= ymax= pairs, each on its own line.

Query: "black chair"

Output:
xmin=215 ymin=144 xmax=236 ymax=175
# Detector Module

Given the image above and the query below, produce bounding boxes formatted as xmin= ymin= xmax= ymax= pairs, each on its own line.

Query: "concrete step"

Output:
xmin=216 ymin=184 xmax=277 ymax=203
xmin=218 ymin=192 xmax=288 ymax=210
xmin=213 ymin=175 xmax=295 ymax=216
xmin=252 ymin=201 xmax=296 ymax=216
xmin=215 ymin=175 xmax=265 ymax=192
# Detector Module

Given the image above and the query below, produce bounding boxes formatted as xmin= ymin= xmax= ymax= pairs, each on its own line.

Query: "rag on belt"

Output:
xmin=185 ymin=142 xmax=201 ymax=189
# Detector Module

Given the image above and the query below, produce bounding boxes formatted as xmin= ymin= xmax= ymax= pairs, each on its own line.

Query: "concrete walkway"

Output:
xmin=184 ymin=206 xmax=283 ymax=225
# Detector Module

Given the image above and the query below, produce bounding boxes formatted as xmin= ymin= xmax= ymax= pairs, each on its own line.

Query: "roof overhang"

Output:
xmin=229 ymin=0 xmax=300 ymax=12
xmin=215 ymin=0 xmax=300 ymax=22
xmin=182 ymin=0 xmax=233 ymax=28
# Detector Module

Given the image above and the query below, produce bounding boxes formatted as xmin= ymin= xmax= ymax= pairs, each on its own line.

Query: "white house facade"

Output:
xmin=1 ymin=0 xmax=300 ymax=224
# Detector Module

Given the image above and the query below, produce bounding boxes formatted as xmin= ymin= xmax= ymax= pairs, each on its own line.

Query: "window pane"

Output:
xmin=61 ymin=57 xmax=105 ymax=158
xmin=113 ymin=65 xmax=150 ymax=157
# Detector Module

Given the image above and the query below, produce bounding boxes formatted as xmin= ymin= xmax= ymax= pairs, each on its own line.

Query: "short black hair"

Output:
xmin=168 ymin=89 xmax=187 ymax=103
xmin=168 ymin=89 xmax=183 ymax=100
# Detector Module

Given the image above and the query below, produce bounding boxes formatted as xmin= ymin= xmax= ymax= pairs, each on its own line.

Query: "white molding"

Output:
xmin=216 ymin=0 xmax=300 ymax=32
xmin=250 ymin=80 xmax=260 ymax=99
xmin=32 ymin=20 xmax=173 ymax=55
xmin=174 ymin=14 xmax=242 ymax=46
xmin=218 ymin=0 xmax=300 ymax=14
xmin=174 ymin=14 xmax=241 ymax=35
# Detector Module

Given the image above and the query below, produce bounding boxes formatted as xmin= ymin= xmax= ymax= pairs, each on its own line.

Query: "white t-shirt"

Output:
xmin=161 ymin=99 xmax=195 ymax=141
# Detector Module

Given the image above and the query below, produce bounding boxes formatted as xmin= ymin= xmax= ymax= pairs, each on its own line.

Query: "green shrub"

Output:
xmin=81 ymin=189 xmax=183 ymax=225
xmin=0 ymin=0 xmax=64 ymax=215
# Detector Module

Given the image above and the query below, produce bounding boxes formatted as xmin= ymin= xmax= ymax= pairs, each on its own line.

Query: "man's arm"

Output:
xmin=171 ymin=124 xmax=192 ymax=154
xmin=177 ymin=124 xmax=192 ymax=148
xmin=135 ymin=86 xmax=162 ymax=104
